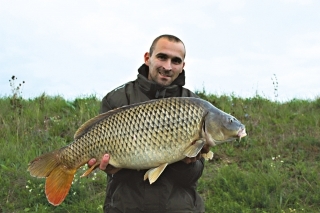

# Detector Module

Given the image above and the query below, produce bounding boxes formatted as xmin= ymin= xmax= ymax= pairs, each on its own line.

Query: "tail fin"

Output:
xmin=28 ymin=150 xmax=76 ymax=206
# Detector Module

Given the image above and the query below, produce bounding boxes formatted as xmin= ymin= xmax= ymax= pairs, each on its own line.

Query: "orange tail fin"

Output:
xmin=45 ymin=164 xmax=76 ymax=206
xmin=28 ymin=150 xmax=76 ymax=206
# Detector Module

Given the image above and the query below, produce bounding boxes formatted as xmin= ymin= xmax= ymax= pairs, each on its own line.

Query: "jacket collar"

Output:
xmin=137 ymin=64 xmax=186 ymax=99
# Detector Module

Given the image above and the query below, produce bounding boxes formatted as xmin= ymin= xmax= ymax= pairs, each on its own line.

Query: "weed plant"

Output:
xmin=0 ymin=82 xmax=319 ymax=212
xmin=8 ymin=75 xmax=25 ymax=115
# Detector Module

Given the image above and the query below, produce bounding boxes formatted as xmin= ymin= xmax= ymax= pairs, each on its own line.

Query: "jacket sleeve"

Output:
xmin=165 ymin=158 xmax=205 ymax=187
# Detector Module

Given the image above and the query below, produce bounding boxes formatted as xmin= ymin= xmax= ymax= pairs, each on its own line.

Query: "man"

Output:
xmin=88 ymin=34 xmax=209 ymax=213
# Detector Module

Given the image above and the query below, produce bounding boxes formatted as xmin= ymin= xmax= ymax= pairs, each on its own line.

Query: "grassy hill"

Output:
xmin=0 ymin=90 xmax=319 ymax=212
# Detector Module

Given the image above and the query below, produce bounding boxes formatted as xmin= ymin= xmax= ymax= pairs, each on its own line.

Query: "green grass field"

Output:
xmin=1 ymin=89 xmax=319 ymax=212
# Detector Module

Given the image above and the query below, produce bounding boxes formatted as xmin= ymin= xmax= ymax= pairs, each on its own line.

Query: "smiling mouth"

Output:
xmin=158 ymin=70 xmax=173 ymax=77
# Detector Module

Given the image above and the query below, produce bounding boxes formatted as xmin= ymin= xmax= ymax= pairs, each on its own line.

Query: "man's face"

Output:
xmin=144 ymin=38 xmax=185 ymax=87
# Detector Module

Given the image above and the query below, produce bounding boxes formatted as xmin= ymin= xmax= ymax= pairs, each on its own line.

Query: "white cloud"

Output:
xmin=1 ymin=0 xmax=319 ymax=102
xmin=230 ymin=16 xmax=246 ymax=25
xmin=217 ymin=0 xmax=246 ymax=12
xmin=281 ymin=0 xmax=313 ymax=5
xmin=287 ymin=32 xmax=320 ymax=60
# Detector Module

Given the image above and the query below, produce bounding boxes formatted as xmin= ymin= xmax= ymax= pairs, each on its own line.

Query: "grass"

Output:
xmin=0 ymin=83 xmax=319 ymax=212
xmin=0 ymin=94 xmax=103 ymax=213
xmin=196 ymin=91 xmax=320 ymax=213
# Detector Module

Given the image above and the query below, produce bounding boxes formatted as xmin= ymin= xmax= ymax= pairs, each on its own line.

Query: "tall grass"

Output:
xmin=0 ymin=83 xmax=319 ymax=212
xmin=196 ymin=90 xmax=320 ymax=213
xmin=0 ymin=91 xmax=104 ymax=212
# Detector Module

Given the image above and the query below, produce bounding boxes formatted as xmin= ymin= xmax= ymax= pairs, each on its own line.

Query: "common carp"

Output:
xmin=28 ymin=97 xmax=246 ymax=206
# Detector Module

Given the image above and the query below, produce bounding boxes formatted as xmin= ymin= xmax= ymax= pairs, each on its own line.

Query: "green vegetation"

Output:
xmin=1 ymin=78 xmax=319 ymax=212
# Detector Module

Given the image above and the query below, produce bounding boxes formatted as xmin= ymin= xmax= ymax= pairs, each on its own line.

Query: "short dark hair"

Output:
xmin=149 ymin=34 xmax=186 ymax=58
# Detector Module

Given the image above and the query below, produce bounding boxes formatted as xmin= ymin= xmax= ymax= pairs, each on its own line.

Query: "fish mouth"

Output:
xmin=212 ymin=128 xmax=247 ymax=145
xmin=237 ymin=128 xmax=247 ymax=141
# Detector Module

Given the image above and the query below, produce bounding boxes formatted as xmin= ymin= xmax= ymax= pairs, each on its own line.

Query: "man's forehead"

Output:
xmin=153 ymin=38 xmax=185 ymax=58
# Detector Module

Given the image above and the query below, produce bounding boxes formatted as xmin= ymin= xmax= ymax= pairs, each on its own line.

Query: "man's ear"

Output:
xmin=181 ymin=62 xmax=185 ymax=73
xmin=144 ymin=52 xmax=150 ymax=65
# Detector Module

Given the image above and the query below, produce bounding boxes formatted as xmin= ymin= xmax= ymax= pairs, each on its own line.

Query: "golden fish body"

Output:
xmin=28 ymin=97 xmax=246 ymax=206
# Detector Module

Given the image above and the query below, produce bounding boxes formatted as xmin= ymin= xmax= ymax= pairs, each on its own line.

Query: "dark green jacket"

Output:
xmin=101 ymin=64 xmax=205 ymax=213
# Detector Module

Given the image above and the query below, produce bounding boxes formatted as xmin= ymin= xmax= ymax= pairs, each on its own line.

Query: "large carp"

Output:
xmin=28 ymin=97 xmax=246 ymax=206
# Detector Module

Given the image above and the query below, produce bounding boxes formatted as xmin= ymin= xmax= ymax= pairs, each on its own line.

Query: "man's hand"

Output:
xmin=87 ymin=154 xmax=121 ymax=174
xmin=182 ymin=144 xmax=210 ymax=164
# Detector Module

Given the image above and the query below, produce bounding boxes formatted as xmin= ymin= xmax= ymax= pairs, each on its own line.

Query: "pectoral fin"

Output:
xmin=144 ymin=163 xmax=168 ymax=184
xmin=183 ymin=139 xmax=205 ymax=158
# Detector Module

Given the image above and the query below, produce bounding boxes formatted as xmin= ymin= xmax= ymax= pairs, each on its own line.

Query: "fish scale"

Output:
xmin=85 ymin=98 xmax=199 ymax=168
xmin=28 ymin=97 xmax=246 ymax=206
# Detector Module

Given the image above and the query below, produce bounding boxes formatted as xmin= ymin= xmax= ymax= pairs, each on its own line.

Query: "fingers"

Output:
xmin=87 ymin=154 xmax=121 ymax=174
xmin=87 ymin=158 xmax=97 ymax=167
xmin=183 ymin=150 xmax=208 ymax=164
xmin=87 ymin=154 xmax=109 ymax=170
xmin=99 ymin=154 xmax=110 ymax=170
xmin=182 ymin=156 xmax=197 ymax=164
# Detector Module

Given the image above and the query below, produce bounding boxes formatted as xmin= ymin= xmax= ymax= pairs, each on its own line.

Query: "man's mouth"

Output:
xmin=158 ymin=70 xmax=173 ymax=77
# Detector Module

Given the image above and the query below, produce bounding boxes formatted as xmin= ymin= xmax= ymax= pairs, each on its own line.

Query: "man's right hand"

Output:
xmin=87 ymin=154 xmax=121 ymax=174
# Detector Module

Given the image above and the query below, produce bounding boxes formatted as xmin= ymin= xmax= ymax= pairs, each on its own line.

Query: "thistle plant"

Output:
xmin=9 ymin=75 xmax=25 ymax=115
xmin=271 ymin=74 xmax=279 ymax=101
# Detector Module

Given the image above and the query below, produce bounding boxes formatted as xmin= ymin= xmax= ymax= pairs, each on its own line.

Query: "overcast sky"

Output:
xmin=1 ymin=0 xmax=319 ymax=102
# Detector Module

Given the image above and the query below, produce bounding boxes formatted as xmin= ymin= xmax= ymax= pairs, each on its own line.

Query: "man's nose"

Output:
xmin=162 ymin=60 xmax=172 ymax=70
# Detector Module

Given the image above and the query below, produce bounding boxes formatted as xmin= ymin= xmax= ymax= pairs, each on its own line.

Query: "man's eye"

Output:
xmin=158 ymin=55 xmax=166 ymax=60
xmin=172 ymin=58 xmax=182 ymax=64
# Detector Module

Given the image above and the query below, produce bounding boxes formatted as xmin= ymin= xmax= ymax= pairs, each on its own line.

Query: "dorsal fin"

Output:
xmin=73 ymin=97 xmax=188 ymax=140
xmin=74 ymin=101 xmax=153 ymax=140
